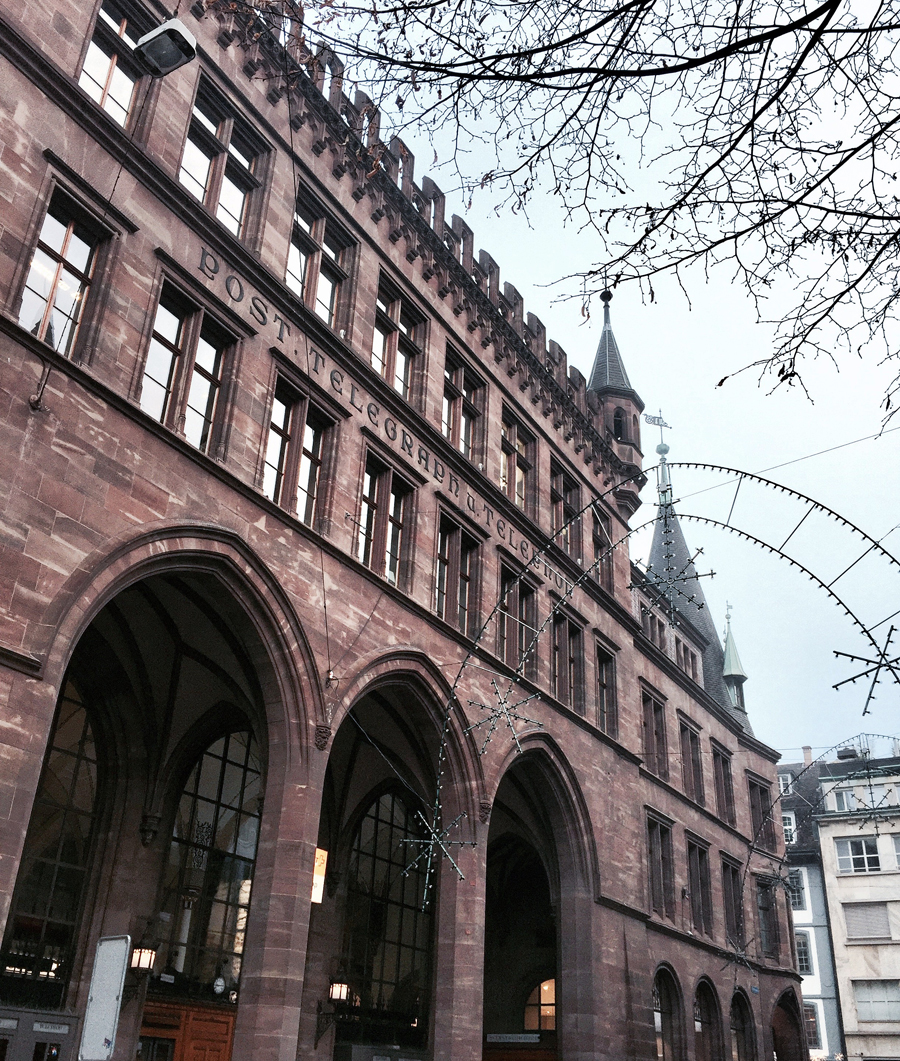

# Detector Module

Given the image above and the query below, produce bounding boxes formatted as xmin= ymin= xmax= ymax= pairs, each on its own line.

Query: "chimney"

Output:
xmin=803 ymin=746 xmax=812 ymax=766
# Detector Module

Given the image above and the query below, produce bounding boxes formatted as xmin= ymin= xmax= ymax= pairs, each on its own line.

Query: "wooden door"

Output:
xmin=140 ymin=1001 xmax=235 ymax=1061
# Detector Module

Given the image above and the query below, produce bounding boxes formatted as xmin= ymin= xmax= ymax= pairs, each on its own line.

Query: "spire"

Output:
xmin=587 ymin=290 xmax=641 ymax=402
xmin=722 ymin=605 xmax=749 ymax=716
xmin=644 ymin=448 xmax=753 ymax=733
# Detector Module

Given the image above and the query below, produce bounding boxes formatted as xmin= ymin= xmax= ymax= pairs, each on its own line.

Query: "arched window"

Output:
xmin=340 ymin=791 xmax=434 ymax=1047
xmin=524 ymin=978 xmax=556 ymax=1030
xmin=158 ymin=730 xmax=262 ymax=1003
xmin=613 ymin=408 xmax=627 ymax=441
xmin=694 ymin=981 xmax=723 ymax=1061
xmin=653 ymin=968 xmax=684 ymax=1060
xmin=730 ymin=993 xmax=755 ymax=1061
xmin=0 ymin=681 xmax=99 ymax=1007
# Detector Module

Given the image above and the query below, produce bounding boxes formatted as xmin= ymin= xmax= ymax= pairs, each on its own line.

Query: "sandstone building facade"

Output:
xmin=0 ymin=1 xmax=806 ymax=1059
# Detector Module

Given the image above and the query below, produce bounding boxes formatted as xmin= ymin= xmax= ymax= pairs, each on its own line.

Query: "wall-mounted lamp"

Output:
xmin=130 ymin=946 xmax=157 ymax=971
xmin=315 ymin=978 xmax=352 ymax=1044
xmin=135 ymin=19 xmax=197 ymax=76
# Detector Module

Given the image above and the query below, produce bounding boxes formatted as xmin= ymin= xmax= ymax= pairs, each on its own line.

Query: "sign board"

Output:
xmin=79 ymin=935 xmax=130 ymax=1061
xmin=485 ymin=1034 xmax=541 ymax=1043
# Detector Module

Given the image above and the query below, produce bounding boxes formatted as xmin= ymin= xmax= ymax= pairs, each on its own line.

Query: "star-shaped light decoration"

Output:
xmin=401 ymin=809 xmax=476 ymax=908
xmin=465 ymin=679 xmax=543 ymax=755
xmin=833 ymin=625 xmax=900 ymax=715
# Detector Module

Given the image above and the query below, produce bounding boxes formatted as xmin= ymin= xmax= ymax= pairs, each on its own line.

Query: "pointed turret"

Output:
xmin=586 ymin=290 xmax=644 ymax=448
xmin=645 ymin=444 xmax=753 ymax=733
xmin=722 ymin=608 xmax=749 ymax=714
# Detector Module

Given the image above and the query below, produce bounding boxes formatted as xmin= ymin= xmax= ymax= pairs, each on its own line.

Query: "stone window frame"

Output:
xmin=77 ymin=0 xmax=154 ymax=129
xmin=434 ymin=509 xmax=481 ymax=636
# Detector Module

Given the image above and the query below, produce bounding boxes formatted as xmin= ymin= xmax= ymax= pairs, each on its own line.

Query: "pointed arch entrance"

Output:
xmin=771 ymin=990 xmax=806 ymax=1061
xmin=0 ymin=562 xmax=303 ymax=1061
xmin=482 ymin=747 xmax=597 ymax=1061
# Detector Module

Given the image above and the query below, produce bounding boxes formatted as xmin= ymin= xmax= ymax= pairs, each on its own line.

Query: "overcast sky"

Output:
xmin=412 ymin=149 xmax=900 ymax=762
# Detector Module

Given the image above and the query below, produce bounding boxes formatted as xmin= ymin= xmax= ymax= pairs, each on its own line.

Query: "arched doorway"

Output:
xmin=693 ymin=980 xmax=724 ymax=1061
xmin=771 ymin=991 xmax=806 ymax=1061
xmin=0 ymin=570 xmax=280 ymax=1061
xmin=652 ymin=967 xmax=685 ymax=1061
xmin=729 ymin=992 xmax=755 ymax=1061
xmin=300 ymin=681 xmax=449 ymax=1057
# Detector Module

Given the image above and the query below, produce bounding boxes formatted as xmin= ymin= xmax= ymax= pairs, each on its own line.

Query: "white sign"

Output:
xmin=486 ymin=1034 xmax=540 ymax=1043
xmin=79 ymin=935 xmax=130 ymax=1061
xmin=33 ymin=1023 xmax=69 ymax=1034
xmin=0 ymin=1019 xmax=18 ymax=1030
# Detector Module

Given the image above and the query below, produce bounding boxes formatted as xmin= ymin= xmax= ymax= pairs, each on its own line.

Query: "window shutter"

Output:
xmin=845 ymin=902 xmax=891 ymax=938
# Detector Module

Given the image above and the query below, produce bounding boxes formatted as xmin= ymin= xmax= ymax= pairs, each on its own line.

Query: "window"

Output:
xmin=756 ymin=876 xmax=779 ymax=957
xmin=687 ymin=838 xmax=712 ymax=935
xmin=179 ymin=84 xmax=263 ymax=238
xmin=595 ymin=644 xmax=617 ymax=737
xmin=722 ymin=859 xmax=744 ymax=948
xmin=693 ymin=982 xmax=721 ymax=1061
xmin=523 ymin=979 xmax=555 ymax=1031
xmin=647 ymin=816 xmax=675 ymax=918
xmin=782 ymin=811 xmax=796 ymax=845
xmin=341 ymin=791 xmax=433 ymax=1046
xmin=712 ymin=745 xmax=736 ymax=826
xmin=435 ymin=516 xmax=478 ymax=634
xmin=592 ymin=510 xmax=615 ymax=591
xmin=262 ymin=379 xmax=330 ymax=524
xmin=498 ymin=566 xmax=537 ymax=675
xmin=551 ymin=463 xmax=580 ymax=557
xmin=613 ymin=407 xmax=628 ymax=441
xmin=442 ymin=352 xmax=482 ymax=460
xmin=356 ymin=455 xmax=413 ymax=586
xmin=778 ymin=773 xmax=794 ymax=795
xmin=748 ymin=779 xmax=776 ymax=850
xmin=836 ymin=836 xmax=881 ymax=873
xmin=0 ymin=682 xmax=98 ymax=1008
xmin=787 ymin=868 xmax=807 ymax=911
xmin=652 ymin=969 xmax=683 ymax=1060
xmin=795 ymin=931 xmax=813 ymax=975
xmin=844 ymin=902 xmax=891 ymax=939
xmin=160 ymin=731 xmax=261 ymax=998
xmin=551 ymin=613 xmax=583 ymax=710
xmin=675 ymin=639 xmax=698 ymax=682
xmin=834 ymin=787 xmax=855 ymax=812
xmin=140 ymin=285 xmax=232 ymax=455
xmin=18 ymin=192 xmax=101 ymax=357
xmin=894 ymin=833 xmax=900 ymax=868
xmin=286 ymin=197 xmax=352 ymax=328
xmin=78 ymin=0 xmax=147 ymax=126
xmin=730 ymin=995 xmax=755 ymax=1061
xmin=854 ymin=979 xmax=900 ymax=1022
xmin=642 ymin=692 xmax=668 ymax=780
xmin=803 ymin=1003 xmax=821 ymax=1049
xmin=499 ymin=413 xmax=534 ymax=512
xmin=642 ymin=605 xmax=667 ymax=652
xmin=369 ymin=280 xmax=425 ymax=400
xmin=680 ymin=722 xmax=704 ymax=804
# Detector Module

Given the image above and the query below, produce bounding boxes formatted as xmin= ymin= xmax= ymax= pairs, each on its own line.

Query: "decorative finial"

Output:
xmin=600 ymin=289 xmax=612 ymax=304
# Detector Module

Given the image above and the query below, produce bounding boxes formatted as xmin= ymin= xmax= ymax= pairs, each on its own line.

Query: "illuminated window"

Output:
xmin=140 ymin=284 xmax=232 ymax=455
xmin=0 ymin=682 xmax=98 ymax=1008
xmin=78 ymin=0 xmax=148 ymax=126
xmin=523 ymin=979 xmax=555 ymax=1031
xmin=18 ymin=192 xmax=101 ymax=358
xmin=371 ymin=280 xmax=424 ymax=400
xmin=286 ymin=196 xmax=352 ymax=328
xmin=160 ymin=730 xmax=262 ymax=997
xmin=179 ymin=83 xmax=264 ymax=239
